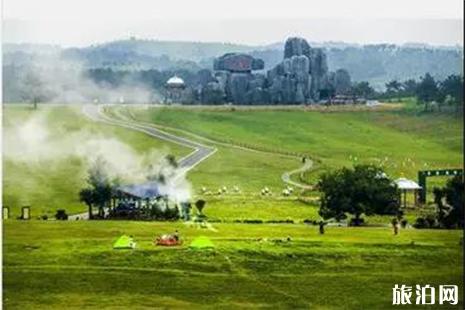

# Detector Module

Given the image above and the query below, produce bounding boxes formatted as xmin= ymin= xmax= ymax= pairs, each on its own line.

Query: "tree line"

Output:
xmin=348 ymin=73 xmax=463 ymax=112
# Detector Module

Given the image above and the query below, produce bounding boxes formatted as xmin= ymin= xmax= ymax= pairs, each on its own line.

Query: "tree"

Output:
xmin=385 ymin=80 xmax=402 ymax=101
xmin=350 ymin=81 xmax=375 ymax=99
xmin=416 ymin=73 xmax=438 ymax=111
xmin=79 ymin=188 xmax=95 ymax=220
xmin=318 ymin=165 xmax=400 ymax=225
xmin=195 ymin=199 xmax=206 ymax=214
xmin=402 ymin=79 xmax=417 ymax=97
xmin=20 ymin=72 xmax=50 ymax=109
xmin=439 ymin=74 xmax=463 ymax=114
xmin=442 ymin=176 xmax=464 ymax=228
xmin=78 ymin=157 xmax=114 ymax=219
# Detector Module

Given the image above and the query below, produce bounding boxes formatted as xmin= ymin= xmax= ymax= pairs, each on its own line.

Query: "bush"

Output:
xmin=266 ymin=219 xmax=294 ymax=224
xmin=349 ymin=217 xmax=365 ymax=226
xmin=413 ymin=217 xmax=429 ymax=229
xmin=55 ymin=209 xmax=68 ymax=220
xmin=425 ymin=215 xmax=438 ymax=228
xmin=243 ymin=219 xmax=263 ymax=224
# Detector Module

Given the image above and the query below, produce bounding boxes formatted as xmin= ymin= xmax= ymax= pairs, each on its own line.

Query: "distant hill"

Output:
xmin=3 ymin=39 xmax=463 ymax=89
xmin=249 ymin=44 xmax=463 ymax=89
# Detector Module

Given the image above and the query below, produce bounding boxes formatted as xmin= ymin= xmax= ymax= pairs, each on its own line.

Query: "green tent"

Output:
xmin=113 ymin=235 xmax=136 ymax=249
xmin=189 ymin=236 xmax=215 ymax=249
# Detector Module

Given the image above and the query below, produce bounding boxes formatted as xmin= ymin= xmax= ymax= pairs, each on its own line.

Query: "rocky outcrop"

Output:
xmin=214 ymin=53 xmax=264 ymax=72
xmin=331 ymin=69 xmax=352 ymax=95
xmin=266 ymin=37 xmax=333 ymax=104
xmin=209 ymin=53 xmax=268 ymax=104
xmin=193 ymin=37 xmax=352 ymax=105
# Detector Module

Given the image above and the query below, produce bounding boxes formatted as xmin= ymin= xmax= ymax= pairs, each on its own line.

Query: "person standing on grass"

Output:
xmin=319 ymin=221 xmax=326 ymax=234
xmin=391 ymin=218 xmax=399 ymax=235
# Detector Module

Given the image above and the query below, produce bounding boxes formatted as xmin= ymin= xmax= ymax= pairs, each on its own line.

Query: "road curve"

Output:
xmin=281 ymin=160 xmax=314 ymax=190
xmin=82 ymin=104 xmax=217 ymax=171
xmin=107 ymin=104 xmax=315 ymax=190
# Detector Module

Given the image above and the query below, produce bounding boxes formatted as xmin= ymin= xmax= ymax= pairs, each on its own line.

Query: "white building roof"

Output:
xmin=166 ymin=75 xmax=185 ymax=86
xmin=394 ymin=178 xmax=421 ymax=190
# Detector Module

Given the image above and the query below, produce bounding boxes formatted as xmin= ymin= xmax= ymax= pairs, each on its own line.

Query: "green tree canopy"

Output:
xmin=442 ymin=176 xmax=464 ymax=228
xmin=416 ymin=73 xmax=438 ymax=111
xmin=318 ymin=165 xmax=400 ymax=224
xmin=350 ymin=81 xmax=375 ymax=99
xmin=438 ymin=74 xmax=463 ymax=113
xmin=79 ymin=157 xmax=115 ymax=219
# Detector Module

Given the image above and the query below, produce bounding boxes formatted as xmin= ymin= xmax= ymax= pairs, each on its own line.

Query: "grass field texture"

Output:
xmin=4 ymin=221 xmax=462 ymax=309
xmin=127 ymin=103 xmax=462 ymax=189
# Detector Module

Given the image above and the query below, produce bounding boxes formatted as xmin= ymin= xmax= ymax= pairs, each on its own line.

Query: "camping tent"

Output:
xmin=113 ymin=235 xmax=136 ymax=249
xmin=189 ymin=236 xmax=215 ymax=249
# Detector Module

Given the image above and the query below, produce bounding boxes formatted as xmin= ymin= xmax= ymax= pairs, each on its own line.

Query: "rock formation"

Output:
xmin=266 ymin=37 xmax=333 ymax=104
xmin=193 ymin=37 xmax=352 ymax=105
xmin=211 ymin=53 xmax=267 ymax=104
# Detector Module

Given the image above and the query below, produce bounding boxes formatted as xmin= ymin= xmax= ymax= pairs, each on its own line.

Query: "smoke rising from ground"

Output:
xmin=10 ymin=55 xmax=159 ymax=104
xmin=4 ymin=109 xmax=192 ymax=203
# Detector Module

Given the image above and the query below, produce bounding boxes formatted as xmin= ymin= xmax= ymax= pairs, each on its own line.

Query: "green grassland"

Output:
xmin=3 ymin=103 xmax=463 ymax=309
xmin=127 ymin=103 xmax=462 ymax=192
xmin=4 ymin=221 xmax=462 ymax=309
xmin=3 ymin=105 xmax=190 ymax=216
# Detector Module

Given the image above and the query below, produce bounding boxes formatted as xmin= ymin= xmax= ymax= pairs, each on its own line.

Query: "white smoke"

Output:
xmin=13 ymin=55 xmax=158 ymax=104
xmin=4 ymin=109 xmax=192 ymax=202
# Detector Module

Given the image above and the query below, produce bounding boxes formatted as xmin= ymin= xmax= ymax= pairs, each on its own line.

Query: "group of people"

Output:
xmin=155 ymin=230 xmax=181 ymax=246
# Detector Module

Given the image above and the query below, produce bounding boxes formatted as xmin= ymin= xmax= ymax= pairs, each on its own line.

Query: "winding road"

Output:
xmin=82 ymin=104 xmax=217 ymax=171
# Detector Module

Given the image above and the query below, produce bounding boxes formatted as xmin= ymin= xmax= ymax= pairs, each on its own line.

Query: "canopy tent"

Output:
xmin=394 ymin=178 xmax=422 ymax=207
xmin=395 ymin=178 xmax=422 ymax=190
xmin=111 ymin=181 xmax=165 ymax=215
xmin=116 ymin=181 xmax=162 ymax=200
xmin=189 ymin=236 xmax=215 ymax=249
xmin=113 ymin=235 xmax=136 ymax=249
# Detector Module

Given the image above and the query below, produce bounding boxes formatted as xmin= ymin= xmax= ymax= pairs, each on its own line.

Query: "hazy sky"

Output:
xmin=3 ymin=0 xmax=464 ymax=47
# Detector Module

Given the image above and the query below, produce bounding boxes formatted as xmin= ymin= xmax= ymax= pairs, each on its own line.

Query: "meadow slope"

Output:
xmin=126 ymin=104 xmax=462 ymax=192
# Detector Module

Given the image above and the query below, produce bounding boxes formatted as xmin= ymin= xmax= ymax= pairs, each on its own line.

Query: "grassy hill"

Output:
xmin=126 ymin=102 xmax=462 ymax=193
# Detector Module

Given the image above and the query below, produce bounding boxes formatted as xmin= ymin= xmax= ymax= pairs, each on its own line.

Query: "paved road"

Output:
xmin=82 ymin=104 xmax=217 ymax=171
xmin=110 ymin=105 xmax=315 ymax=189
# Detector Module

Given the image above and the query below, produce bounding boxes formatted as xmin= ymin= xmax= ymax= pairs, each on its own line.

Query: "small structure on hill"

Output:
xmin=164 ymin=75 xmax=186 ymax=103
xmin=395 ymin=178 xmax=422 ymax=207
